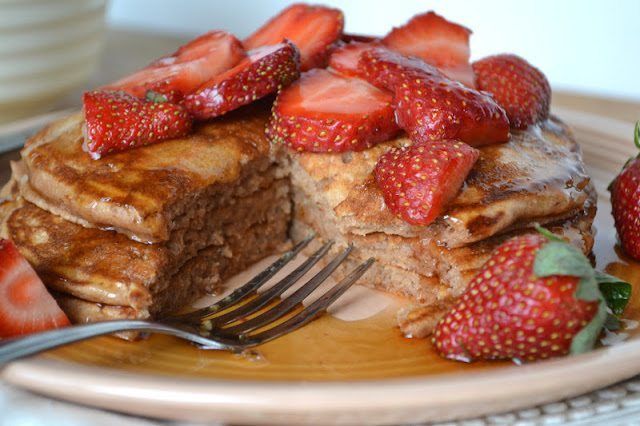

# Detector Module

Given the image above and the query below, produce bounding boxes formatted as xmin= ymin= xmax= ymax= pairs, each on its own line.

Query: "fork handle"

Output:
xmin=0 ymin=320 xmax=207 ymax=365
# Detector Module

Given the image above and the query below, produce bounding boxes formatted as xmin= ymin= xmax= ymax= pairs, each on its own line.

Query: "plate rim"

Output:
xmin=3 ymin=335 xmax=640 ymax=423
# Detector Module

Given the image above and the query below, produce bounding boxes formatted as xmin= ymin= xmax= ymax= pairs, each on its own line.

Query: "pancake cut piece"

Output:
xmin=291 ymin=196 xmax=596 ymax=339
xmin=285 ymin=116 xmax=591 ymax=249
xmin=18 ymin=102 xmax=280 ymax=243
xmin=284 ymin=115 xmax=595 ymax=337
xmin=1 ymin=196 xmax=290 ymax=324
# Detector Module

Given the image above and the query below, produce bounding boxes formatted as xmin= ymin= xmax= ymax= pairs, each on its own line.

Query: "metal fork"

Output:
xmin=0 ymin=236 xmax=374 ymax=365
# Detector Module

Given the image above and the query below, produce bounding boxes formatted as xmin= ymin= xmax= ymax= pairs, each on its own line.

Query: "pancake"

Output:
xmin=285 ymin=116 xmax=591 ymax=249
xmin=285 ymin=115 xmax=596 ymax=336
xmin=0 ymin=106 xmax=292 ymax=324
xmin=1 ymin=197 xmax=289 ymax=320
xmin=293 ymin=198 xmax=595 ymax=338
xmin=19 ymin=102 xmax=280 ymax=244
xmin=2 ymin=98 xmax=595 ymax=341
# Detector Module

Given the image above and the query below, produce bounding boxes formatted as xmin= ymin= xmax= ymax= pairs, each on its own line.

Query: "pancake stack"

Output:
xmin=285 ymin=116 xmax=596 ymax=337
xmin=0 ymin=105 xmax=292 ymax=330
xmin=0 ymin=104 xmax=596 ymax=339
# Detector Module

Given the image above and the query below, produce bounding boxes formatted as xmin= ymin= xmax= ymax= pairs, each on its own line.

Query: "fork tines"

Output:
xmin=174 ymin=236 xmax=374 ymax=348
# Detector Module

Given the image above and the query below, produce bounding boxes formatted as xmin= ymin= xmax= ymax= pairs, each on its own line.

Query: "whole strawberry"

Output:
xmin=433 ymin=229 xmax=626 ymax=362
xmin=374 ymin=140 xmax=479 ymax=225
xmin=610 ymin=122 xmax=640 ymax=260
xmin=473 ymin=54 xmax=551 ymax=129
xmin=83 ymin=90 xmax=192 ymax=159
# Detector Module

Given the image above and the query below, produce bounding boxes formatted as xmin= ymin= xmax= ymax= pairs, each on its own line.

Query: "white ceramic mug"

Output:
xmin=0 ymin=0 xmax=106 ymax=123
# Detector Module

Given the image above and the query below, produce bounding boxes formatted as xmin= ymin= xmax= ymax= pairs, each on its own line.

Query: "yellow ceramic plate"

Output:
xmin=2 ymin=107 xmax=639 ymax=425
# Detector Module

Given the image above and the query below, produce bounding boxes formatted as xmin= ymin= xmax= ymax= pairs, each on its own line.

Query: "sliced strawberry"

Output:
xmin=184 ymin=41 xmax=300 ymax=120
xmin=360 ymin=48 xmax=510 ymax=145
xmin=374 ymin=140 xmax=479 ymax=225
xmin=103 ymin=31 xmax=246 ymax=99
xmin=382 ymin=11 xmax=475 ymax=87
xmin=359 ymin=47 xmax=443 ymax=91
xmin=328 ymin=41 xmax=380 ymax=78
xmin=473 ymin=54 xmax=551 ymax=129
xmin=394 ymin=77 xmax=510 ymax=145
xmin=244 ymin=3 xmax=344 ymax=71
xmin=267 ymin=69 xmax=399 ymax=152
xmin=0 ymin=239 xmax=69 ymax=338
xmin=83 ymin=90 xmax=192 ymax=159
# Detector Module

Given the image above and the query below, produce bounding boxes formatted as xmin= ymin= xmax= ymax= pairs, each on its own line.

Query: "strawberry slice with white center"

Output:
xmin=267 ymin=68 xmax=399 ymax=153
xmin=382 ymin=11 xmax=476 ymax=87
xmin=0 ymin=239 xmax=70 ymax=338
xmin=104 ymin=31 xmax=246 ymax=99
xmin=184 ymin=41 xmax=300 ymax=120
xmin=374 ymin=140 xmax=479 ymax=225
xmin=328 ymin=41 xmax=380 ymax=78
xmin=244 ymin=3 xmax=344 ymax=71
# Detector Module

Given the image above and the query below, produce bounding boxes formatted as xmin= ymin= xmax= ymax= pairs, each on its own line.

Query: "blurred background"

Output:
xmin=109 ymin=0 xmax=640 ymax=100
xmin=1 ymin=0 xmax=639 ymax=126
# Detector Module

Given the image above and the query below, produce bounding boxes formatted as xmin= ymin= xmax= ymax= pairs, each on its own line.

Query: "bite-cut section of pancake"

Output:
xmin=292 ymin=199 xmax=595 ymax=339
xmin=1 ymin=191 xmax=290 ymax=320
xmin=19 ymin=102 xmax=279 ymax=243
xmin=285 ymin=116 xmax=591 ymax=249
xmin=397 ymin=205 xmax=596 ymax=338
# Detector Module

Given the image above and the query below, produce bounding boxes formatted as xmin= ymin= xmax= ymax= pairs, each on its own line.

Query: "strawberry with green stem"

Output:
xmin=433 ymin=226 xmax=631 ymax=362
xmin=610 ymin=122 xmax=640 ymax=260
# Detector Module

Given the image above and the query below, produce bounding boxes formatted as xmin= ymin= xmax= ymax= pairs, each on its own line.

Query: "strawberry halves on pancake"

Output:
xmin=244 ymin=3 xmax=344 ymax=71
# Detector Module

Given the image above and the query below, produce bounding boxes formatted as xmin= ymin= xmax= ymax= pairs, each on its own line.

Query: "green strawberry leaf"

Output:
xmin=533 ymin=234 xmax=623 ymax=355
xmin=535 ymin=225 xmax=564 ymax=242
xmin=576 ymin=275 xmax=602 ymax=302
xmin=604 ymin=313 xmax=621 ymax=331
xmin=634 ymin=121 xmax=640 ymax=150
xmin=145 ymin=90 xmax=168 ymax=104
xmin=570 ymin=299 xmax=607 ymax=355
xmin=534 ymin=239 xmax=601 ymax=302
xmin=596 ymin=271 xmax=632 ymax=315
xmin=534 ymin=241 xmax=594 ymax=280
